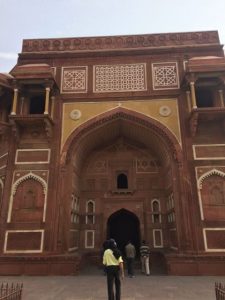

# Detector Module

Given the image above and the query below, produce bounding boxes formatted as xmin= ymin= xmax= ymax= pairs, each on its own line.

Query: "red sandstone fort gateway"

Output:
xmin=0 ymin=30 xmax=225 ymax=275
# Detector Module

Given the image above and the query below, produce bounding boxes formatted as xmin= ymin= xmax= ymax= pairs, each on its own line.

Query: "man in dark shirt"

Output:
xmin=139 ymin=240 xmax=150 ymax=275
xmin=125 ymin=241 xmax=136 ymax=277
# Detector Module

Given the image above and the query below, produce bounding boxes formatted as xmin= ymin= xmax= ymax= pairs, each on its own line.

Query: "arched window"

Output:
xmin=86 ymin=200 xmax=95 ymax=224
xmin=166 ymin=193 xmax=175 ymax=223
xmin=152 ymin=200 xmax=159 ymax=212
xmin=151 ymin=199 xmax=161 ymax=223
xmin=71 ymin=195 xmax=79 ymax=224
xmin=117 ymin=173 xmax=128 ymax=189
xmin=87 ymin=201 xmax=94 ymax=213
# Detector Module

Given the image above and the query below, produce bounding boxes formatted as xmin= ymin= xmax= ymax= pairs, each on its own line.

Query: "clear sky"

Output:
xmin=0 ymin=0 xmax=225 ymax=72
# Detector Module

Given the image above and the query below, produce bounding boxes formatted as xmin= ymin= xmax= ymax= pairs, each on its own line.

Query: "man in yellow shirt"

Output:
xmin=103 ymin=239 xmax=124 ymax=300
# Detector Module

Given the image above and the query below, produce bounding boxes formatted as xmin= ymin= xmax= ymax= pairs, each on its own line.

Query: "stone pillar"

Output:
xmin=190 ymin=82 xmax=197 ymax=109
xmin=11 ymin=88 xmax=18 ymax=115
xmin=218 ymin=89 xmax=224 ymax=107
xmin=50 ymin=96 xmax=55 ymax=118
xmin=44 ymin=87 xmax=51 ymax=115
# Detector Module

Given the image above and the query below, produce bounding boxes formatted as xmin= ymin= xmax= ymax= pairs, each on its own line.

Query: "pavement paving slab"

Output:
xmin=0 ymin=269 xmax=224 ymax=300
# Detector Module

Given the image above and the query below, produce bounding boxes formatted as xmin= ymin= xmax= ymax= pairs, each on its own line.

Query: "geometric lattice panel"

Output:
xmin=93 ymin=63 xmax=147 ymax=93
xmin=152 ymin=62 xmax=179 ymax=90
xmin=61 ymin=66 xmax=88 ymax=93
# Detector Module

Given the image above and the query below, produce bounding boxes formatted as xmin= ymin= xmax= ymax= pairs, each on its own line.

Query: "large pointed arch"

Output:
xmin=58 ymin=106 xmax=189 ymax=255
xmin=60 ymin=107 xmax=182 ymax=167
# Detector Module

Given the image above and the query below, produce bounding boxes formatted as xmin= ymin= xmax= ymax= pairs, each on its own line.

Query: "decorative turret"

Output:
xmin=183 ymin=56 xmax=225 ymax=136
xmin=7 ymin=64 xmax=59 ymax=142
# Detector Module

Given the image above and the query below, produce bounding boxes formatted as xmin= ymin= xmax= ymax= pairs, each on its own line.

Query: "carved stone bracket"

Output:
xmin=189 ymin=107 xmax=225 ymax=137
xmin=0 ymin=122 xmax=11 ymax=141
xmin=189 ymin=110 xmax=199 ymax=137
xmin=43 ymin=117 xmax=54 ymax=142
xmin=185 ymin=73 xmax=197 ymax=85
xmin=9 ymin=115 xmax=54 ymax=143
xmin=9 ymin=118 xmax=20 ymax=142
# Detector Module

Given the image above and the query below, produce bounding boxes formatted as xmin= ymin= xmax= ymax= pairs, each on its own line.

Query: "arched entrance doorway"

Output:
xmin=107 ymin=209 xmax=140 ymax=255
xmin=60 ymin=107 xmax=188 ymax=272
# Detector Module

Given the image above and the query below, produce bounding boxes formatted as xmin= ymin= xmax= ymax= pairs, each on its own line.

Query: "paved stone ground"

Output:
xmin=0 ymin=268 xmax=224 ymax=299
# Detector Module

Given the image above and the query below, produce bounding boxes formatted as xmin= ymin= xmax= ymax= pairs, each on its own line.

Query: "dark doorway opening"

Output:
xmin=196 ymin=88 xmax=213 ymax=107
xmin=29 ymin=95 xmax=45 ymax=114
xmin=107 ymin=209 xmax=140 ymax=255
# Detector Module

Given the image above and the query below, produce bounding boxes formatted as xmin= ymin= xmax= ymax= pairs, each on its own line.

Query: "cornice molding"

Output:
xmin=22 ymin=31 xmax=219 ymax=54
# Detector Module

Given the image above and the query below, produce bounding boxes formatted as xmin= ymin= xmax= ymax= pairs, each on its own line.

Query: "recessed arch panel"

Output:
xmin=61 ymin=107 xmax=182 ymax=174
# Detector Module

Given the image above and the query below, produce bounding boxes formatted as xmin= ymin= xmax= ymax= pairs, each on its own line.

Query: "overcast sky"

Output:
xmin=0 ymin=0 xmax=225 ymax=72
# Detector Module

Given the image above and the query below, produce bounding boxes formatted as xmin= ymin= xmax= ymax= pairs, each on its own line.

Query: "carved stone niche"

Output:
xmin=9 ymin=114 xmax=54 ymax=143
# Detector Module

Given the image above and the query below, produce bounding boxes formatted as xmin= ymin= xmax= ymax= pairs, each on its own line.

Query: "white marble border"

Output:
xmin=153 ymin=229 xmax=163 ymax=248
xmin=195 ymin=166 xmax=225 ymax=220
xmin=4 ymin=229 xmax=44 ymax=253
xmin=85 ymin=230 xmax=95 ymax=248
xmin=7 ymin=170 xmax=49 ymax=223
xmin=68 ymin=229 xmax=79 ymax=251
xmin=203 ymin=228 xmax=225 ymax=252
xmin=193 ymin=144 xmax=225 ymax=160
xmin=15 ymin=149 xmax=51 ymax=164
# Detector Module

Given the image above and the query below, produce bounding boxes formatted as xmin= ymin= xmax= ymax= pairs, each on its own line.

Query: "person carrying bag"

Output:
xmin=103 ymin=239 xmax=124 ymax=300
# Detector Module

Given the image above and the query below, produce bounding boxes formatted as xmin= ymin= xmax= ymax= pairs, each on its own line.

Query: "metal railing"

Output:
xmin=215 ymin=282 xmax=225 ymax=300
xmin=0 ymin=283 xmax=23 ymax=300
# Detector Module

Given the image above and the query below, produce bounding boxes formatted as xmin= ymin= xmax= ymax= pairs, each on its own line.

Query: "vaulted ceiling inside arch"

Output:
xmin=71 ymin=118 xmax=172 ymax=172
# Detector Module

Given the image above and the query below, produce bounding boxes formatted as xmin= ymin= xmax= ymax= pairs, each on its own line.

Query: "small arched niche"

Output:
xmin=117 ymin=173 xmax=128 ymax=189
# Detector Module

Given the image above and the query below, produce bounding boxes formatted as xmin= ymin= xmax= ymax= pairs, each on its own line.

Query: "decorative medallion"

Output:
xmin=70 ymin=109 xmax=82 ymax=120
xmin=159 ymin=105 xmax=172 ymax=117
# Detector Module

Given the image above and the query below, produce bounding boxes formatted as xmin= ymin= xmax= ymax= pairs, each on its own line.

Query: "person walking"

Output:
xmin=103 ymin=239 xmax=124 ymax=300
xmin=101 ymin=240 xmax=109 ymax=275
xmin=139 ymin=240 xmax=150 ymax=276
xmin=125 ymin=240 xmax=136 ymax=277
